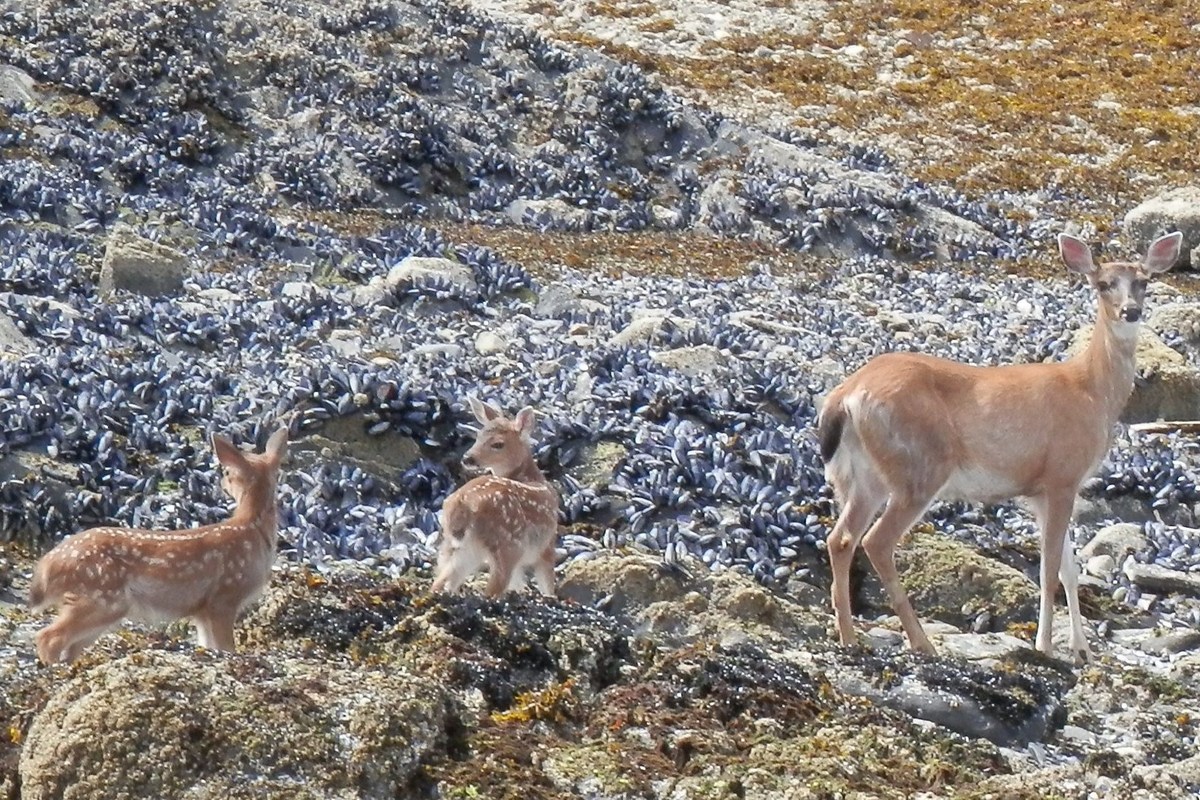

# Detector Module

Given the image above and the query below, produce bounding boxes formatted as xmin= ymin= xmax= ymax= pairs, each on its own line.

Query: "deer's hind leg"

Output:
xmin=432 ymin=535 xmax=487 ymax=594
xmin=194 ymin=605 xmax=238 ymax=652
xmin=36 ymin=595 xmax=129 ymax=665
xmin=826 ymin=461 xmax=888 ymax=647
xmin=532 ymin=540 xmax=557 ymax=597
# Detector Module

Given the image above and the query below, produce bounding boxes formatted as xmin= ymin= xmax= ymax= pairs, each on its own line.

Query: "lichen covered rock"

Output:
xmin=18 ymin=650 xmax=452 ymax=800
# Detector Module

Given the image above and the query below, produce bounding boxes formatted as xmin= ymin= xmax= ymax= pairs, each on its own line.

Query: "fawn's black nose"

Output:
xmin=1121 ymin=307 xmax=1142 ymax=323
xmin=462 ymin=453 xmax=477 ymax=467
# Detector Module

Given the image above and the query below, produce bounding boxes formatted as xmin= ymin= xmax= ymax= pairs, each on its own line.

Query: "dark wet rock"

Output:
xmin=245 ymin=570 xmax=634 ymax=712
xmin=831 ymin=649 xmax=1070 ymax=747
xmin=1124 ymin=187 xmax=1200 ymax=270
xmin=18 ymin=650 xmax=453 ymax=800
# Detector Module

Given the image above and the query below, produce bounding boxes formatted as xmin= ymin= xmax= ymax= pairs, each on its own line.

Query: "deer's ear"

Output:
xmin=264 ymin=426 xmax=289 ymax=463
xmin=469 ymin=396 xmax=502 ymax=424
xmin=514 ymin=406 xmax=537 ymax=439
xmin=1058 ymin=234 xmax=1096 ymax=276
xmin=1143 ymin=231 xmax=1183 ymax=274
xmin=212 ymin=435 xmax=248 ymax=469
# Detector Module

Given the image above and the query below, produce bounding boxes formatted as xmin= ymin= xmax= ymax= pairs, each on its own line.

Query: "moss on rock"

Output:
xmin=18 ymin=651 xmax=451 ymax=800
xmin=892 ymin=530 xmax=1039 ymax=630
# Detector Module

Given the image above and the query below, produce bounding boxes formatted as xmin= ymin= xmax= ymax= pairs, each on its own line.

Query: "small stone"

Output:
xmin=386 ymin=256 xmax=477 ymax=295
xmin=612 ymin=311 xmax=696 ymax=347
xmin=0 ymin=64 xmax=37 ymax=106
xmin=326 ymin=329 xmax=362 ymax=359
xmin=1136 ymin=628 xmax=1200 ymax=655
xmin=0 ymin=312 xmax=34 ymax=358
xmin=473 ymin=331 xmax=509 ymax=355
xmin=650 ymin=345 xmax=730 ymax=377
xmin=1085 ymin=554 xmax=1116 ymax=579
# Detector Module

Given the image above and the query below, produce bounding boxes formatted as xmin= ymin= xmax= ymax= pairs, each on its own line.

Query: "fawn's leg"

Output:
xmin=432 ymin=538 xmax=486 ymax=594
xmin=532 ymin=542 xmax=556 ymax=597
xmin=36 ymin=599 xmax=128 ymax=665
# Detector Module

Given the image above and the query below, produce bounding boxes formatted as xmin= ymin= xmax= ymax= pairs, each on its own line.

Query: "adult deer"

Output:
xmin=818 ymin=231 xmax=1183 ymax=664
xmin=432 ymin=398 xmax=559 ymax=598
xmin=29 ymin=426 xmax=288 ymax=664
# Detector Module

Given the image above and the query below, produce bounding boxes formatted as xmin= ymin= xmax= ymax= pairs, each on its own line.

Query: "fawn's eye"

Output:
xmin=489 ymin=441 xmax=505 ymax=450
xmin=1096 ymin=281 xmax=1111 ymax=292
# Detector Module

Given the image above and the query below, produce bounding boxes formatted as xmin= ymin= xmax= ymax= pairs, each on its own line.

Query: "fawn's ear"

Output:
xmin=1058 ymin=234 xmax=1096 ymax=276
xmin=469 ymin=396 xmax=502 ymax=424
xmin=212 ymin=434 xmax=249 ymax=469
xmin=1143 ymin=231 xmax=1183 ymax=274
xmin=264 ymin=426 xmax=289 ymax=463
xmin=514 ymin=406 xmax=537 ymax=440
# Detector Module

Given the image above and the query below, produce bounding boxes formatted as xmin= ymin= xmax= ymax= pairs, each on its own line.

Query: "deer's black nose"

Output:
xmin=462 ymin=454 xmax=477 ymax=467
xmin=1121 ymin=307 xmax=1142 ymax=323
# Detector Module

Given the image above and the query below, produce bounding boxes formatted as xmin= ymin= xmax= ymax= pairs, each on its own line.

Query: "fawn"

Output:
xmin=29 ymin=426 xmax=289 ymax=664
xmin=432 ymin=397 xmax=560 ymax=597
xmin=818 ymin=231 xmax=1183 ymax=664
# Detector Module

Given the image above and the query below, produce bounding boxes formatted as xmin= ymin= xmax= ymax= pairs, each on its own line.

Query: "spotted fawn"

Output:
xmin=432 ymin=398 xmax=559 ymax=597
xmin=29 ymin=426 xmax=289 ymax=664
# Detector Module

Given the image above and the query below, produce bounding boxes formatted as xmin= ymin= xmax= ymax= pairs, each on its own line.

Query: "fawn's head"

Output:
xmin=1059 ymin=231 xmax=1182 ymax=327
xmin=463 ymin=397 xmax=537 ymax=479
xmin=212 ymin=426 xmax=289 ymax=507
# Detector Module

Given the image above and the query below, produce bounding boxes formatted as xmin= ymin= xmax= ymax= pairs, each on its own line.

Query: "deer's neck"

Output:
xmin=1079 ymin=307 xmax=1139 ymax=422
xmin=506 ymin=456 xmax=547 ymax=486
xmin=230 ymin=482 xmax=280 ymax=548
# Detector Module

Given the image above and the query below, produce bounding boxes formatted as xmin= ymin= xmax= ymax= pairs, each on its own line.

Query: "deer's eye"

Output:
xmin=1096 ymin=281 xmax=1112 ymax=292
xmin=489 ymin=441 xmax=505 ymax=450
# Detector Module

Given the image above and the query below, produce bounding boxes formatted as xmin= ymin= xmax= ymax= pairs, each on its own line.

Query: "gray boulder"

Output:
xmin=0 ymin=312 xmax=33 ymax=358
xmin=1124 ymin=187 xmax=1200 ymax=269
xmin=98 ymin=225 xmax=190 ymax=299
xmin=0 ymin=65 xmax=37 ymax=106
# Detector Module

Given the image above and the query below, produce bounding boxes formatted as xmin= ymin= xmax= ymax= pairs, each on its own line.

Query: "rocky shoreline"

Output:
xmin=1 ymin=0 xmax=1200 ymax=798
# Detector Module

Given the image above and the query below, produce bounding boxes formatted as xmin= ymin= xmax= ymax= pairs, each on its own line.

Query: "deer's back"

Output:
xmin=37 ymin=521 xmax=275 ymax=618
xmin=831 ymin=352 xmax=1111 ymax=496
xmin=443 ymin=475 xmax=558 ymax=544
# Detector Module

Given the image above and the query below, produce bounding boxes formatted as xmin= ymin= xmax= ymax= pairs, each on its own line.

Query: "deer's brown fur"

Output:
xmin=432 ymin=398 xmax=559 ymax=597
xmin=818 ymin=232 xmax=1183 ymax=663
xmin=30 ymin=426 xmax=288 ymax=664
